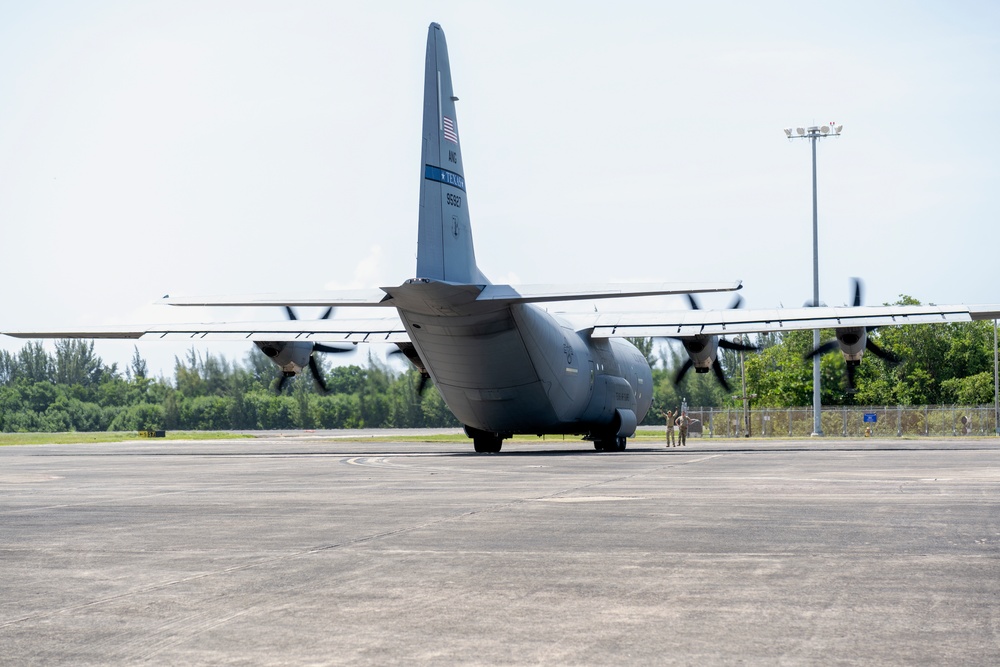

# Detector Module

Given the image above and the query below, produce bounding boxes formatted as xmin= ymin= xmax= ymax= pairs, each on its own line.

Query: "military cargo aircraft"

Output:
xmin=6 ymin=23 xmax=999 ymax=452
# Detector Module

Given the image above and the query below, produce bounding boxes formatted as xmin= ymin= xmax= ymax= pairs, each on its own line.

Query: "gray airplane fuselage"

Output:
xmin=386 ymin=279 xmax=653 ymax=438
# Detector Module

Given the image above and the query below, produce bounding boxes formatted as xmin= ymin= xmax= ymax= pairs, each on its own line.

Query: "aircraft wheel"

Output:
xmin=617 ymin=437 xmax=627 ymax=451
xmin=474 ymin=435 xmax=502 ymax=453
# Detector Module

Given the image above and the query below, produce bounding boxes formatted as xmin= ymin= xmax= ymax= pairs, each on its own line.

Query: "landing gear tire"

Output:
xmin=465 ymin=426 xmax=504 ymax=453
xmin=473 ymin=436 xmax=502 ymax=453
xmin=595 ymin=437 xmax=625 ymax=452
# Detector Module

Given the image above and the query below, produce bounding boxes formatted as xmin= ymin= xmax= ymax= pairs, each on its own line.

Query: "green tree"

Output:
xmin=129 ymin=346 xmax=148 ymax=380
xmin=18 ymin=342 xmax=52 ymax=383
xmin=53 ymin=339 xmax=113 ymax=387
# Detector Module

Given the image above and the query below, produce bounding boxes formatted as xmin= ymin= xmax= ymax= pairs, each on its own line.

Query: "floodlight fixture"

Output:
xmin=820 ymin=125 xmax=830 ymax=135
xmin=796 ymin=127 xmax=805 ymax=135
xmin=784 ymin=128 xmax=792 ymax=137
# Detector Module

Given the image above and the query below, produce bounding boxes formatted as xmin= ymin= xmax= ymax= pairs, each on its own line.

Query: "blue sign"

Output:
xmin=424 ymin=165 xmax=466 ymax=191
xmin=863 ymin=413 xmax=878 ymax=423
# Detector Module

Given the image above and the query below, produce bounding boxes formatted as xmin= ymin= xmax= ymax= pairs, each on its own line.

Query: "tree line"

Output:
xmin=0 ymin=296 xmax=994 ymax=432
xmin=0 ymin=340 xmax=458 ymax=432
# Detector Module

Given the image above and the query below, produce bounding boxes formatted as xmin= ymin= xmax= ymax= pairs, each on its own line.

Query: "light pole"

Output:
xmin=784 ymin=123 xmax=842 ymax=436
xmin=994 ymin=318 xmax=998 ymax=436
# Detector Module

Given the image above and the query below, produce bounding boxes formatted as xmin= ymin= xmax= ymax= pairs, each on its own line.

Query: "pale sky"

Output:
xmin=1 ymin=1 xmax=998 ymax=377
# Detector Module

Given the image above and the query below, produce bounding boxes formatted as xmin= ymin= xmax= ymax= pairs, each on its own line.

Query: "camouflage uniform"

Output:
xmin=675 ymin=412 xmax=690 ymax=447
xmin=663 ymin=410 xmax=675 ymax=447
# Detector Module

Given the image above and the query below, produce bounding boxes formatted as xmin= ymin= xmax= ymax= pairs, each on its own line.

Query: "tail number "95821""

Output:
xmin=446 ymin=193 xmax=463 ymax=208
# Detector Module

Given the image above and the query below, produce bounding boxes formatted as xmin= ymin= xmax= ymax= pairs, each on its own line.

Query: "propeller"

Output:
xmin=388 ymin=342 xmax=432 ymax=396
xmin=804 ymin=278 xmax=900 ymax=393
xmin=269 ymin=306 xmax=354 ymax=395
xmin=672 ymin=293 xmax=757 ymax=393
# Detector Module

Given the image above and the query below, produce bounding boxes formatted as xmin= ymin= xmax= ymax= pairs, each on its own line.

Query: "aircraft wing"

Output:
xmin=2 ymin=314 xmax=409 ymax=344
xmin=588 ymin=304 xmax=1000 ymax=338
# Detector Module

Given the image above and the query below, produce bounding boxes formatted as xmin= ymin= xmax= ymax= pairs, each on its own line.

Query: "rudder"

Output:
xmin=415 ymin=23 xmax=487 ymax=285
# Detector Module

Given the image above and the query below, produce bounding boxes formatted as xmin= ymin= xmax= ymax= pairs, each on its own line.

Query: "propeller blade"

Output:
xmin=804 ymin=339 xmax=840 ymax=360
xmin=313 ymin=343 xmax=354 ymax=355
xmin=718 ymin=337 xmax=757 ymax=352
xmin=308 ymin=355 xmax=329 ymax=394
xmin=686 ymin=294 xmax=700 ymax=310
xmin=673 ymin=358 xmax=694 ymax=387
xmin=284 ymin=306 xmax=297 ymax=321
xmin=711 ymin=358 xmax=732 ymax=393
xmin=275 ymin=373 xmax=290 ymax=394
xmin=845 ymin=361 xmax=857 ymax=393
xmin=851 ymin=277 xmax=863 ymax=308
xmin=417 ymin=373 xmax=430 ymax=396
xmin=866 ymin=339 xmax=901 ymax=364
xmin=320 ymin=306 xmax=334 ymax=320
xmin=726 ymin=294 xmax=744 ymax=310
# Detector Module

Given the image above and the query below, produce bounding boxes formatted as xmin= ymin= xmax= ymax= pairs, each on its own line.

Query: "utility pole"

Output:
xmin=737 ymin=333 xmax=755 ymax=437
xmin=784 ymin=123 xmax=842 ymax=436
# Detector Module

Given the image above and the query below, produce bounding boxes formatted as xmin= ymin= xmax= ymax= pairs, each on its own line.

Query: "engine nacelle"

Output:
xmin=835 ymin=327 xmax=867 ymax=366
xmin=255 ymin=341 xmax=314 ymax=376
xmin=393 ymin=342 xmax=427 ymax=374
xmin=681 ymin=334 xmax=720 ymax=372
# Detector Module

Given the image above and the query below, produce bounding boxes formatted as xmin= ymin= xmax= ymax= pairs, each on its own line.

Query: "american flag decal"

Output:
xmin=442 ymin=115 xmax=458 ymax=144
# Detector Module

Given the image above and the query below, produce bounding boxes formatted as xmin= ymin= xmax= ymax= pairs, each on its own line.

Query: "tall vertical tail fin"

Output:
xmin=416 ymin=23 xmax=487 ymax=285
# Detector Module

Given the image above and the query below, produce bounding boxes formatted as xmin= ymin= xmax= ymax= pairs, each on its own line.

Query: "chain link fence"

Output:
xmin=680 ymin=405 xmax=1000 ymax=438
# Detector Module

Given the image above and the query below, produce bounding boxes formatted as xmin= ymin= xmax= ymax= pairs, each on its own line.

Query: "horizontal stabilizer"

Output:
xmin=161 ymin=289 xmax=392 ymax=308
xmin=477 ymin=281 xmax=742 ymax=304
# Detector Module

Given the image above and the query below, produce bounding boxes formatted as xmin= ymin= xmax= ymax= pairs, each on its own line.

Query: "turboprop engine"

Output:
xmin=673 ymin=294 xmax=757 ymax=392
xmin=804 ymin=279 xmax=900 ymax=392
xmin=256 ymin=306 xmax=354 ymax=393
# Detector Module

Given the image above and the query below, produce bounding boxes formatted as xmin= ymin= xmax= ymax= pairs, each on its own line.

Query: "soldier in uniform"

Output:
xmin=661 ymin=408 xmax=677 ymax=447
xmin=675 ymin=411 xmax=692 ymax=447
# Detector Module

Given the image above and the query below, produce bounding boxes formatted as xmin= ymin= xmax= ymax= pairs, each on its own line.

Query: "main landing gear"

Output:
xmin=473 ymin=435 xmax=502 ymax=453
xmin=594 ymin=436 xmax=627 ymax=452
xmin=465 ymin=426 xmax=503 ymax=453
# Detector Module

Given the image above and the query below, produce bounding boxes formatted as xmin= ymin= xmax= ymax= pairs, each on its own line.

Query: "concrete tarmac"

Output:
xmin=1 ymin=435 xmax=998 ymax=665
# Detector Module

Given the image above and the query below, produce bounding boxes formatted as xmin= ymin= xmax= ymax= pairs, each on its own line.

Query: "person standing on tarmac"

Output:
xmin=675 ymin=411 xmax=692 ymax=447
xmin=661 ymin=408 xmax=676 ymax=447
